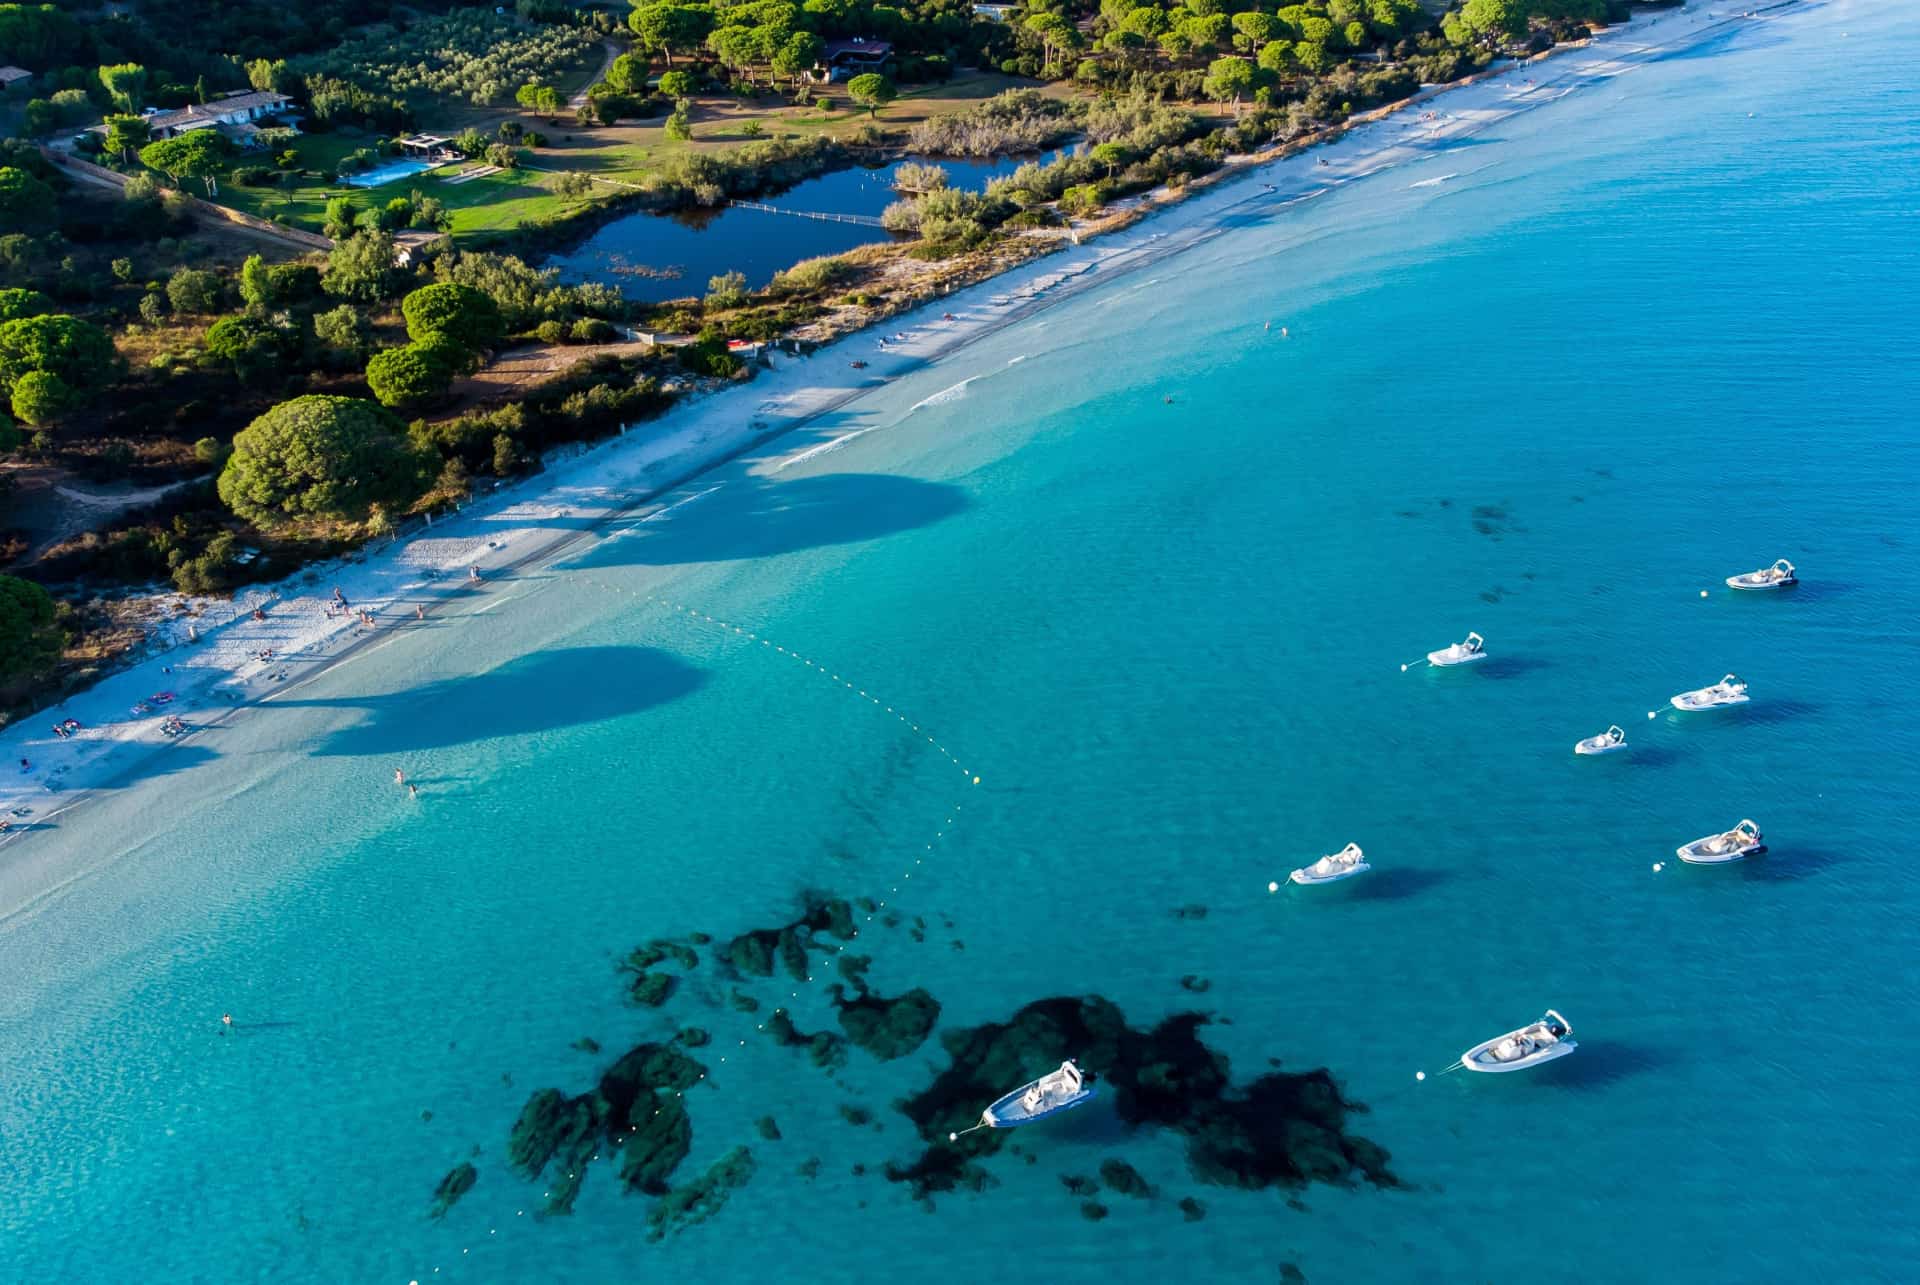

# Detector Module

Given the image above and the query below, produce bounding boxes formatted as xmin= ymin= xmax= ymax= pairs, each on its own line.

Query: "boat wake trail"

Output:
xmin=1407 ymin=172 xmax=1461 ymax=189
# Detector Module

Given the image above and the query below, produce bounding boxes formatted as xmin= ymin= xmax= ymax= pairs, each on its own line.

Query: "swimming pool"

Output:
xmin=339 ymin=158 xmax=440 ymax=188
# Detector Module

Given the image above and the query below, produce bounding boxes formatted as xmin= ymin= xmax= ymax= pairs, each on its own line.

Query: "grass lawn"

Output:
xmin=200 ymin=130 xmax=600 ymax=239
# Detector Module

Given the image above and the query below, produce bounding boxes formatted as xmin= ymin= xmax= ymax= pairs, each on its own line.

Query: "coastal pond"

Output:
xmin=549 ymin=154 xmax=1035 ymax=302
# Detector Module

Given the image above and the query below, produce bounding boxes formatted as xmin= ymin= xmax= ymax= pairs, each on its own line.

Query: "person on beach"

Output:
xmin=468 ymin=566 xmax=482 ymax=584
xmin=415 ymin=604 xmax=425 ymax=620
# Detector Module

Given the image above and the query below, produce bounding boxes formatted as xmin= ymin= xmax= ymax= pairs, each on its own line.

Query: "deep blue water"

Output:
xmin=5 ymin=3 xmax=1919 ymax=1281
xmin=550 ymin=154 xmax=1030 ymax=301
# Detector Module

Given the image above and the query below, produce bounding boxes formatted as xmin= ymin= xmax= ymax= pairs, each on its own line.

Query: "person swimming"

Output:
xmin=394 ymin=768 xmax=406 ymax=786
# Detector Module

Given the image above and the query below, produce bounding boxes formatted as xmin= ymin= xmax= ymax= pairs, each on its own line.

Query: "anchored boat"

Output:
xmin=1676 ymin=819 xmax=1764 ymax=864
xmin=1427 ymin=631 xmax=1488 ymax=667
xmin=1460 ymin=1010 xmax=1576 ymax=1073
xmin=1289 ymin=842 xmax=1370 ymax=886
xmin=1574 ymin=725 xmax=1628 ymax=756
xmin=1726 ymin=559 xmax=1797 ymax=591
xmin=1670 ymin=674 xmax=1749 ymax=711
xmin=950 ymin=1060 xmax=1095 ymax=1140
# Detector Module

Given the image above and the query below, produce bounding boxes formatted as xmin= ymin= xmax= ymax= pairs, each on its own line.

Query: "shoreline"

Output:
xmin=0 ymin=0 xmax=1800 ymax=916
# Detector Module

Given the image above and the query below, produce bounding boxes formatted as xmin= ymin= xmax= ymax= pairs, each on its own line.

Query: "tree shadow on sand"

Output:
xmin=277 ymin=646 xmax=707 ymax=757
xmin=570 ymin=471 xmax=968 ymax=571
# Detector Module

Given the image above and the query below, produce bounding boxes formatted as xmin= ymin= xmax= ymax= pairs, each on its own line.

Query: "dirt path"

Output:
xmin=570 ymin=40 xmax=622 ymax=109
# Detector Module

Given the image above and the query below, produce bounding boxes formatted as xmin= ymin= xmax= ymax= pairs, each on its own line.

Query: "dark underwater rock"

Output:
xmin=883 ymin=1146 xmax=994 ymax=1200
xmin=1061 ymin=1173 xmax=1098 ymax=1197
xmin=646 ymin=1146 xmax=755 ymax=1242
xmin=723 ymin=928 xmax=779 ymax=976
xmin=840 ymin=1104 xmax=873 ymax=1127
xmin=778 ymin=926 xmax=810 ymax=981
xmin=834 ymin=984 xmax=939 ymax=1061
xmin=571 ymin=1037 xmax=601 ymax=1054
xmin=505 ymin=1042 xmax=707 ymax=1214
xmin=1279 ymin=1263 xmax=1307 ymax=1285
xmin=1179 ymin=1196 xmax=1206 ymax=1221
xmin=1100 ymin=1158 xmax=1152 ymax=1199
xmin=623 ymin=938 xmax=700 ymax=972
xmin=616 ymin=1092 xmax=691 ymax=1196
xmin=1179 ymin=975 xmax=1211 ymax=994
xmin=1081 ymin=1200 xmax=1109 ymax=1221
xmin=507 ymin=1089 xmax=575 ymax=1180
xmin=730 ymin=989 xmax=760 ymax=1013
xmin=676 ymin=1027 xmax=711 ymax=1048
xmin=888 ymin=996 xmax=1394 ymax=1198
xmin=430 ymin=1162 xmax=477 ymax=1219
xmin=756 ymin=1115 xmax=782 ymax=1141
xmin=1171 ymin=904 xmax=1208 ymax=921
xmin=764 ymin=1008 xmax=847 ymax=1070
xmin=627 ymin=970 xmax=675 ymax=1007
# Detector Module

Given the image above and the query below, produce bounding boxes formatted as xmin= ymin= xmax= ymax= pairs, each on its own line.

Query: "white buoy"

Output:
xmin=948 ymin=1131 xmax=958 ymax=1141
xmin=1415 ymin=1070 xmax=1426 ymax=1081
xmin=1647 ymin=710 xmax=1658 ymax=719
xmin=1700 ymin=589 xmax=1709 ymax=598
xmin=1268 ymin=881 xmax=1279 ymax=893
xmin=1654 ymin=862 xmax=1665 ymax=872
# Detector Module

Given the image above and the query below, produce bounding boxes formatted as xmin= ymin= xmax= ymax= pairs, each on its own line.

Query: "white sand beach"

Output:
xmin=0 ymin=0 xmax=1794 ymax=905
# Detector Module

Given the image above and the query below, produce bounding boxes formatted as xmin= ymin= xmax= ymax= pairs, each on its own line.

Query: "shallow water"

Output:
xmin=6 ymin=3 xmax=1920 ymax=1281
xmin=550 ymin=153 xmax=1031 ymax=301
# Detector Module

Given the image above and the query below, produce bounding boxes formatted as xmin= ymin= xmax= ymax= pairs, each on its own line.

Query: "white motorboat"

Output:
xmin=1427 ymin=631 xmax=1487 ymax=667
xmin=1574 ymin=725 xmax=1628 ymax=756
xmin=1289 ymin=842 xmax=1370 ymax=886
xmin=1726 ymin=559 xmax=1796 ymax=591
xmin=1676 ymin=819 xmax=1763 ymax=864
xmin=951 ymin=1060 xmax=1095 ymax=1140
xmin=1460 ymin=1010 xmax=1576 ymax=1073
xmin=1669 ymin=674 xmax=1749 ymax=711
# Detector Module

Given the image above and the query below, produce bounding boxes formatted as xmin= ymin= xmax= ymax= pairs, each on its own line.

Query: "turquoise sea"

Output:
xmin=5 ymin=3 xmax=1919 ymax=1280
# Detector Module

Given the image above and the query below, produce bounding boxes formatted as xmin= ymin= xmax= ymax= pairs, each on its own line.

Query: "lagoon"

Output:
xmin=551 ymin=153 xmax=1032 ymax=301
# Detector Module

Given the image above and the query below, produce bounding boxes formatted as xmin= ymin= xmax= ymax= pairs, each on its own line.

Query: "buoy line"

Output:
xmin=402 ymin=574 xmax=984 ymax=1283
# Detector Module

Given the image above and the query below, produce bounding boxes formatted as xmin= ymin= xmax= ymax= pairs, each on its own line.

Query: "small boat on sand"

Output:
xmin=1574 ymin=725 xmax=1628 ymax=756
xmin=1669 ymin=674 xmax=1748 ymax=711
xmin=1289 ymin=842 xmax=1370 ymax=885
xmin=951 ymin=1060 xmax=1095 ymax=1140
xmin=1726 ymin=559 xmax=1796 ymax=591
xmin=1676 ymin=819 xmax=1764 ymax=864
xmin=1427 ymin=631 xmax=1487 ymax=667
xmin=1460 ymin=1010 xmax=1576 ymax=1073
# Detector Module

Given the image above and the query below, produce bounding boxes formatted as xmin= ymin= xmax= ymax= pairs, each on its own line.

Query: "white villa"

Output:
xmin=108 ymin=90 xmax=297 ymax=145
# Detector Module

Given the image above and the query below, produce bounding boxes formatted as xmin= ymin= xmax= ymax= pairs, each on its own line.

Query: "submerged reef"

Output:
xmin=645 ymin=1147 xmax=756 ymax=1242
xmin=506 ymin=1042 xmax=705 ymax=1215
xmin=722 ymin=894 xmax=858 ymax=980
xmin=833 ymin=983 xmax=940 ymax=1061
xmin=429 ymin=1162 xmax=477 ymax=1219
xmin=888 ymin=996 xmax=1394 ymax=1199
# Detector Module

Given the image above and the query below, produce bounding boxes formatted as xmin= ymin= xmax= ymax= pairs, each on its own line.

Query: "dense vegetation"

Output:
xmin=293 ymin=11 xmax=599 ymax=109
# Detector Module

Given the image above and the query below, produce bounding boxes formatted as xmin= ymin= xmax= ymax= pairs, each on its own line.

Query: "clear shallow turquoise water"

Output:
xmin=6 ymin=4 xmax=1920 ymax=1280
